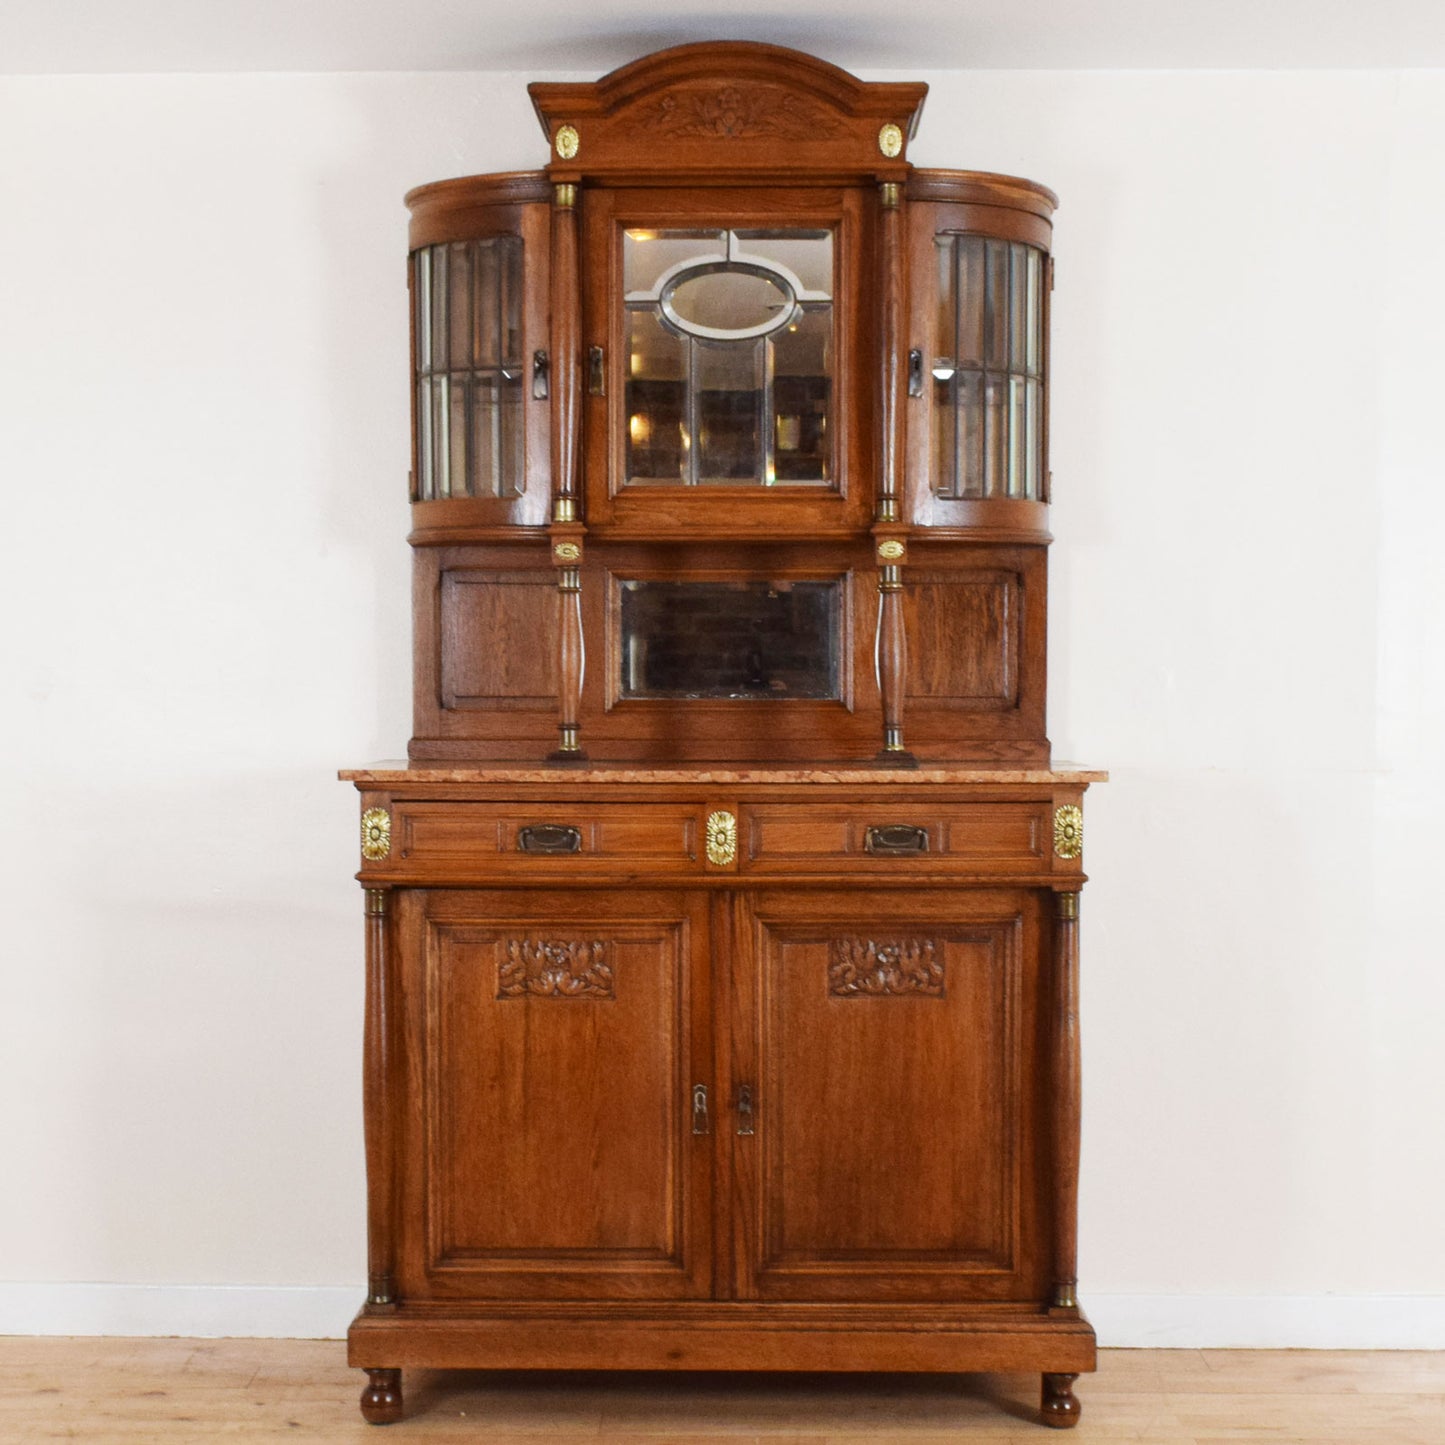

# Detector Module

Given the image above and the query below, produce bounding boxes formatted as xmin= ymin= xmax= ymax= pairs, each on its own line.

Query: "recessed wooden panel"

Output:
xmin=742 ymin=803 xmax=1048 ymax=875
xmin=405 ymin=889 xmax=711 ymax=1300
xmin=393 ymin=802 xmax=700 ymax=875
xmin=737 ymin=889 xmax=1047 ymax=1304
xmin=440 ymin=569 xmax=558 ymax=710
xmin=905 ymin=570 xmax=1019 ymax=708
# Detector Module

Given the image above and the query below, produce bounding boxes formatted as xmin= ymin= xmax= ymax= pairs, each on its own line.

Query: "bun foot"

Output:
xmin=360 ymin=1368 xmax=403 ymax=1424
xmin=1041 ymin=1372 xmax=1081 ymax=1428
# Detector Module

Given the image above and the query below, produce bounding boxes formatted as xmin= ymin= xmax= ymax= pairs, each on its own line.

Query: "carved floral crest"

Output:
xmin=650 ymin=86 xmax=835 ymax=141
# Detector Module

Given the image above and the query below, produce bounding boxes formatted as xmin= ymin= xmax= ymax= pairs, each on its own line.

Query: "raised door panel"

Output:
xmin=396 ymin=888 xmax=712 ymax=1300
xmin=733 ymin=888 xmax=1049 ymax=1303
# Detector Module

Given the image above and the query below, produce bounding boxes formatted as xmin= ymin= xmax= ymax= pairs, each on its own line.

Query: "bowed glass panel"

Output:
xmin=413 ymin=237 xmax=525 ymax=499
xmin=931 ymin=235 xmax=1044 ymax=500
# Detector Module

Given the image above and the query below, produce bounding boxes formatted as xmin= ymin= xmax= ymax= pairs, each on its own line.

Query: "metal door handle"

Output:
xmin=532 ymin=349 xmax=550 ymax=400
xmin=908 ymin=348 xmax=924 ymax=398
xmin=736 ymin=1084 xmax=755 ymax=1136
xmin=692 ymin=1084 xmax=710 ymax=1135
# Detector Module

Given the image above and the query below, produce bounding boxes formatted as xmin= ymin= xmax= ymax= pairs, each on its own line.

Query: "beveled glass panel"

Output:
xmin=982 ymin=374 xmax=1007 ymax=499
xmin=733 ymin=230 xmax=833 ymax=293
xmin=430 ymin=245 xmax=449 ymax=376
xmin=626 ymin=309 xmax=687 ymax=482
xmin=958 ymin=237 xmax=986 ymax=368
xmin=1025 ymin=248 xmax=1043 ymax=376
xmin=417 ymin=377 xmax=434 ymax=499
xmin=957 ymin=370 xmax=984 ymax=499
xmin=471 ymin=242 xmax=498 ymax=368
xmin=696 ymin=338 xmax=763 ymax=483
xmin=771 ymin=309 xmax=831 ymax=484
xmin=618 ymin=580 xmax=842 ymax=700
xmin=983 ymin=240 xmax=1009 ymax=370
xmin=499 ymin=370 xmax=524 ymax=497
xmin=621 ymin=226 xmax=835 ymax=488
xmin=665 ymin=267 xmax=793 ymax=339
xmin=448 ymin=243 xmax=472 ymax=371
xmin=624 ymin=230 xmax=725 ymax=295
xmin=470 ymin=374 xmax=498 ymax=497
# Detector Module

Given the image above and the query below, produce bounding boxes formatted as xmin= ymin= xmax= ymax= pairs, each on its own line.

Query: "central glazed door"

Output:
xmin=395 ymin=888 xmax=713 ymax=1300
xmin=729 ymin=888 xmax=1051 ymax=1303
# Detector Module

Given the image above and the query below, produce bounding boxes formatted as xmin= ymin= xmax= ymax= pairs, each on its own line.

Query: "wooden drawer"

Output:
xmin=390 ymin=802 xmax=701 ymax=874
xmin=739 ymin=802 xmax=1051 ymax=875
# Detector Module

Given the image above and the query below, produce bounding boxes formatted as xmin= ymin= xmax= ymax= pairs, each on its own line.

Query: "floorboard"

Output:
xmin=1 ymin=1338 xmax=1442 ymax=1441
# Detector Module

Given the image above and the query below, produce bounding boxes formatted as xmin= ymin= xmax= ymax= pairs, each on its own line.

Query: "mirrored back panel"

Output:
xmin=618 ymin=578 xmax=843 ymax=700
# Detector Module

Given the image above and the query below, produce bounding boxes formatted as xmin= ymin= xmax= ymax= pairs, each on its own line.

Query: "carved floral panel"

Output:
xmin=827 ymin=937 xmax=945 ymax=998
xmin=498 ymin=939 xmax=614 ymax=999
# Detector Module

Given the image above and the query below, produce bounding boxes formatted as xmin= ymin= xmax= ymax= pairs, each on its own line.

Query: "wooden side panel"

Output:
xmin=440 ymin=569 xmax=559 ymax=709
xmin=397 ymin=889 xmax=712 ymax=1300
xmin=906 ymin=569 xmax=1019 ymax=707
xmin=736 ymin=889 xmax=1048 ymax=1303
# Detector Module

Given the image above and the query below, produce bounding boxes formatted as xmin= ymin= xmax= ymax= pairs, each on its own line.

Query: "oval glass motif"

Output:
xmin=661 ymin=263 xmax=798 ymax=341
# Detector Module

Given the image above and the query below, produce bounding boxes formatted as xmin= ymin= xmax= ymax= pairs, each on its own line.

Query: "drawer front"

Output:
xmin=740 ymin=803 xmax=1050 ymax=875
xmin=391 ymin=802 xmax=701 ymax=874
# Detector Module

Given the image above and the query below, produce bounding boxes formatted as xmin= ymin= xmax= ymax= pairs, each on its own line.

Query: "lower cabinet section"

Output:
xmin=348 ymin=778 xmax=1096 ymax=1429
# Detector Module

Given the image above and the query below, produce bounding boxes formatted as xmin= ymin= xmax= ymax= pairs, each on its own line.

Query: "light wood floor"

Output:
xmin=2 ymin=1338 xmax=1442 ymax=1442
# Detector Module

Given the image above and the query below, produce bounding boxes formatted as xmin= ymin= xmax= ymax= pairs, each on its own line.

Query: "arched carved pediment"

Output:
xmin=529 ymin=41 xmax=926 ymax=177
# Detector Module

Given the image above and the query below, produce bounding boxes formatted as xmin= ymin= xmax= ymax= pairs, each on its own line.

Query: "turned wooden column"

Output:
xmin=1051 ymin=889 xmax=1082 ymax=1314
xmin=549 ymin=181 xmax=581 ymax=525
xmin=549 ymin=532 xmax=586 ymax=758
xmin=547 ymin=178 xmax=586 ymax=758
xmin=873 ymin=180 xmax=912 ymax=760
xmin=874 ymin=535 xmax=909 ymax=757
xmin=362 ymin=887 xmax=396 ymax=1310
xmin=876 ymin=179 xmax=905 ymax=526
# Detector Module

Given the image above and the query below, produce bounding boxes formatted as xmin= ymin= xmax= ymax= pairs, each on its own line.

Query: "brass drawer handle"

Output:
xmin=517 ymin=824 xmax=582 ymax=854
xmin=864 ymin=824 xmax=929 ymax=856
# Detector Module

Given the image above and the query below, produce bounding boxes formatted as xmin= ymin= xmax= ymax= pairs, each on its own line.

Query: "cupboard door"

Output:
xmin=732 ymin=888 xmax=1049 ymax=1302
xmin=396 ymin=888 xmax=712 ymax=1300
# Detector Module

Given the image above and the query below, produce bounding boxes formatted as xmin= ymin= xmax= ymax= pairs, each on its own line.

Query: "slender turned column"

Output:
xmin=549 ymin=182 xmax=581 ymax=525
xmin=548 ymin=181 xmax=586 ymax=758
xmin=549 ymin=535 xmax=586 ymax=758
xmin=873 ymin=181 xmax=912 ymax=759
xmin=363 ymin=889 xmax=397 ymax=1310
xmin=874 ymin=539 xmax=909 ymax=756
xmin=877 ymin=180 xmax=904 ymax=525
xmin=1051 ymin=890 xmax=1082 ymax=1313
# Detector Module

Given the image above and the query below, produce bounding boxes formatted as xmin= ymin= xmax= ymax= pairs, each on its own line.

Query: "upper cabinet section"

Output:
xmin=402 ymin=47 xmax=1057 ymax=546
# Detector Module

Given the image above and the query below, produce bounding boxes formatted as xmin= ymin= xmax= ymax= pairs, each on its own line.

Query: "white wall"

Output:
xmin=1 ymin=67 xmax=1442 ymax=1346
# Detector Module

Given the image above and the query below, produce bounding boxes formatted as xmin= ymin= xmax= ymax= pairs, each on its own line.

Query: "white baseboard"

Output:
xmin=0 ymin=1283 xmax=359 ymax=1339
xmin=3 ymin=1283 xmax=1443 ymax=1348
xmin=1090 ymin=1293 xmax=1445 ymax=1349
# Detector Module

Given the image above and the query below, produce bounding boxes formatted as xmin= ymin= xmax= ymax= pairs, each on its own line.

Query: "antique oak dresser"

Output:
xmin=342 ymin=41 xmax=1103 ymax=1430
